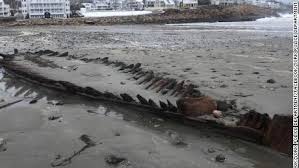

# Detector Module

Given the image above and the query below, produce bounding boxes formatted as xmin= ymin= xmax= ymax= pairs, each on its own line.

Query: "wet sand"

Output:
xmin=0 ymin=70 xmax=291 ymax=168
xmin=0 ymin=24 xmax=292 ymax=117
xmin=0 ymin=18 xmax=293 ymax=167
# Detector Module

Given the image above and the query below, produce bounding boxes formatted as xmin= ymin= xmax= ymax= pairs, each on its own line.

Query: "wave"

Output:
xmin=256 ymin=13 xmax=292 ymax=22
xmin=167 ymin=13 xmax=292 ymax=32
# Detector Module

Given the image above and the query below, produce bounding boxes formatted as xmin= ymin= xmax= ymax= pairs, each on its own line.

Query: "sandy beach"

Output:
xmin=0 ymin=14 xmax=293 ymax=167
xmin=0 ymin=14 xmax=292 ymax=116
xmin=0 ymin=67 xmax=292 ymax=168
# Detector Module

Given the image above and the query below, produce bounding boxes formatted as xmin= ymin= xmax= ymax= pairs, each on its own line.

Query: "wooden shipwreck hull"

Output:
xmin=0 ymin=50 xmax=292 ymax=155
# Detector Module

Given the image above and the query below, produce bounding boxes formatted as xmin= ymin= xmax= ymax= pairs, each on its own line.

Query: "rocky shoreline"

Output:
xmin=0 ymin=5 xmax=278 ymax=27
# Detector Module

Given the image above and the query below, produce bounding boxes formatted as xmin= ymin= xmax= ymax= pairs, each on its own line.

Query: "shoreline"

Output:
xmin=0 ymin=5 xmax=278 ymax=27
xmin=0 ymin=14 xmax=292 ymax=161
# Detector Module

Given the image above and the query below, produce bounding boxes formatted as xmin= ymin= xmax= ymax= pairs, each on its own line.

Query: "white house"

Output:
xmin=144 ymin=0 xmax=175 ymax=8
xmin=0 ymin=0 xmax=10 ymax=17
xmin=250 ymin=0 xmax=280 ymax=8
xmin=180 ymin=0 xmax=198 ymax=7
xmin=82 ymin=0 xmax=123 ymax=11
xmin=21 ymin=0 xmax=71 ymax=19
xmin=266 ymin=1 xmax=280 ymax=8
xmin=210 ymin=0 xmax=246 ymax=5
xmin=123 ymin=0 xmax=144 ymax=10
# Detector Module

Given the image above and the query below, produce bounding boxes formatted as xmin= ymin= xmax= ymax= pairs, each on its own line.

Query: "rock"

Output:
xmin=58 ymin=52 xmax=68 ymax=57
xmin=234 ymin=93 xmax=253 ymax=97
xmin=120 ymin=81 xmax=126 ymax=85
xmin=215 ymin=154 xmax=225 ymax=162
xmin=219 ymin=84 xmax=228 ymax=88
xmin=0 ymin=138 xmax=7 ymax=152
xmin=29 ymin=99 xmax=38 ymax=104
xmin=105 ymin=154 xmax=126 ymax=165
xmin=208 ymin=148 xmax=215 ymax=153
xmin=252 ymin=71 xmax=260 ymax=74
xmin=87 ymin=110 xmax=98 ymax=114
xmin=14 ymin=48 xmax=18 ymax=54
xmin=266 ymin=79 xmax=276 ymax=84
xmin=156 ymin=118 xmax=164 ymax=122
xmin=183 ymin=68 xmax=192 ymax=72
xmin=79 ymin=134 xmax=96 ymax=147
xmin=166 ymin=130 xmax=186 ymax=145
xmin=212 ymin=110 xmax=223 ymax=118
xmin=114 ymin=132 xmax=120 ymax=136
xmin=259 ymin=85 xmax=267 ymax=89
xmin=84 ymin=20 xmax=95 ymax=25
xmin=55 ymin=154 xmax=62 ymax=160
xmin=48 ymin=115 xmax=61 ymax=121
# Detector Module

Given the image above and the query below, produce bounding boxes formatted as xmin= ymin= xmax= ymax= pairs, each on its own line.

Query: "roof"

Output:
xmin=178 ymin=0 xmax=197 ymax=4
xmin=145 ymin=0 xmax=175 ymax=5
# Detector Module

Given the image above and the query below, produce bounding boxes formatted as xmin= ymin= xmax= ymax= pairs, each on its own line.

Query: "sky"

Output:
xmin=276 ymin=0 xmax=292 ymax=4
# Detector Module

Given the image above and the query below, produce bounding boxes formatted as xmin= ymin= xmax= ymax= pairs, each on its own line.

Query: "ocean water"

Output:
xmin=167 ymin=13 xmax=292 ymax=33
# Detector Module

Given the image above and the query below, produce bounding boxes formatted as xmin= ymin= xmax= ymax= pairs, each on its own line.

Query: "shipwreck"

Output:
xmin=0 ymin=49 xmax=292 ymax=156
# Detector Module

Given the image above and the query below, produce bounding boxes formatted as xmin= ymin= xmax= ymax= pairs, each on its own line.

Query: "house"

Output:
xmin=266 ymin=1 xmax=280 ymax=8
xmin=250 ymin=0 xmax=280 ymax=8
xmin=210 ymin=0 xmax=246 ymax=5
xmin=144 ymin=0 xmax=175 ymax=8
xmin=180 ymin=0 xmax=198 ymax=8
xmin=123 ymin=0 xmax=144 ymax=10
xmin=21 ymin=0 xmax=71 ymax=19
xmin=94 ymin=0 xmax=113 ymax=10
xmin=81 ymin=0 xmax=116 ymax=11
xmin=0 ymin=0 xmax=10 ymax=17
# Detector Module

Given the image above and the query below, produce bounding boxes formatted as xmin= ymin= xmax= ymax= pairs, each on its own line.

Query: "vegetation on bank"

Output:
xmin=0 ymin=5 xmax=278 ymax=26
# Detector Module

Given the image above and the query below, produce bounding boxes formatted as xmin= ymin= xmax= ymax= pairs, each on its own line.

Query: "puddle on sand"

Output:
xmin=0 ymin=67 xmax=292 ymax=168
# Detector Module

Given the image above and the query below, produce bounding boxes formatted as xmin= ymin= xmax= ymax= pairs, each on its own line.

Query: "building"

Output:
xmin=0 ymin=0 xmax=10 ymax=17
xmin=210 ymin=0 xmax=280 ymax=7
xmin=180 ymin=0 xmax=198 ymax=7
xmin=210 ymin=0 xmax=245 ymax=5
xmin=81 ymin=0 xmax=121 ymax=11
xmin=123 ymin=0 xmax=143 ymax=10
xmin=21 ymin=0 xmax=70 ymax=19
xmin=144 ymin=0 xmax=175 ymax=8
xmin=250 ymin=0 xmax=280 ymax=8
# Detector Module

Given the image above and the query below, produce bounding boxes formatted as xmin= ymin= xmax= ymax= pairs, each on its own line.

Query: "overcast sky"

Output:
xmin=276 ymin=0 xmax=292 ymax=4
